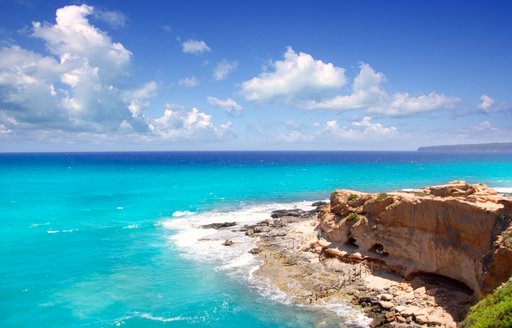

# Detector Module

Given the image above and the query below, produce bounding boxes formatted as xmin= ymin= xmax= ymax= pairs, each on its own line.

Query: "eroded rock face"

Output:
xmin=318 ymin=181 xmax=512 ymax=297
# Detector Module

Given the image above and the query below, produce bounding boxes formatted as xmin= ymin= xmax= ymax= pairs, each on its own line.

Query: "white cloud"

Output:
xmin=305 ymin=63 xmax=459 ymax=116
xmin=178 ymin=76 xmax=199 ymax=88
xmin=351 ymin=116 xmax=397 ymax=136
xmin=372 ymin=92 xmax=459 ymax=116
xmin=93 ymin=8 xmax=126 ymax=29
xmin=0 ymin=4 xmax=233 ymax=143
xmin=207 ymin=96 xmax=242 ymax=114
xmin=213 ymin=60 xmax=238 ymax=80
xmin=304 ymin=63 xmax=386 ymax=110
xmin=473 ymin=120 xmax=499 ymax=132
xmin=478 ymin=94 xmax=494 ymax=111
xmin=149 ymin=105 xmax=232 ymax=140
xmin=241 ymin=47 xmax=346 ymax=102
xmin=126 ymin=81 xmax=158 ymax=117
xmin=182 ymin=39 xmax=211 ymax=54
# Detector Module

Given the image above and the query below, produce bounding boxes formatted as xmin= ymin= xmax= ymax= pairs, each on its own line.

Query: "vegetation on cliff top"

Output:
xmin=462 ymin=279 xmax=512 ymax=327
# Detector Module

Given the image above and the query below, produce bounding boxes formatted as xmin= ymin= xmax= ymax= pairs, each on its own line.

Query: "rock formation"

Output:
xmin=317 ymin=181 xmax=512 ymax=298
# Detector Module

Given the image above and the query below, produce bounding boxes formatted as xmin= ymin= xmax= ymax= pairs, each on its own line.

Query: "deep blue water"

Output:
xmin=1 ymin=151 xmax=511 ymax=327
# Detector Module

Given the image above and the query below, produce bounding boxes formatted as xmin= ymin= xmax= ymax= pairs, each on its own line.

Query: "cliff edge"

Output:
xmin=318 ymin=181 xmax=512 ymax=298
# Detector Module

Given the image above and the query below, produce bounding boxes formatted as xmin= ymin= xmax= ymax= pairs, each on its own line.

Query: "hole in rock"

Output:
xmin=407 ymin=271 xmax=474 ymax=295
xmin=346 ymin=237 xmax=359 ymax=248
xmin=369 ymin=243 xmax=389 ymax=257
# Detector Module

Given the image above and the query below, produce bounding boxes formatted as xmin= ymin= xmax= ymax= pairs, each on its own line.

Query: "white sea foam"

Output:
xmin=172 ymin=210 xmax=195 ymax=217
xmin=163 ymin=200 xmax=370 ymax=325
xmin=29 ymin=222 xmax=49 ymax=228
xmin=116 ymin=206 xmax=124 ymax=210
xmin=494 ymin=187 xmax=512 ymax=194
xmin=123 ymin=224 xmax=139 ymax=230
xmin=47 ymin=229 xmax=78 ymax=234
xmin=137 ymin=313 xmax=188 ymax=322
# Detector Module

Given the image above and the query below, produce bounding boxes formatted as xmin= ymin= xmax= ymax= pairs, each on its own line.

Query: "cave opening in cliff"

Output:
xmin=369 ymin=243 xmax=389 ymax=257
xmin=407 ymin=271 xmax=474 ymax=295
xmin=346 ymin=237 xmax=359 ymax=248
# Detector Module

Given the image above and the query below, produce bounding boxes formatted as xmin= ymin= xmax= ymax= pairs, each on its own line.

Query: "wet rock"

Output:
xmin=253 ymin=225 xmax=271 ymax=233
xmin=271 ymin=209 xmax=304 ymax=218
xmin=248 ymin=247 xmax=262 ymax=254
xmin=202 ymin=222 xmax=237 ymax=229
xmin=312 ymin=201 xmax=327 ymax=207
xmin=359 ymin=296 xmax=378 ymax=304
xmin=223 ymin=239 xmax=234 ymax=246
xmin=245 ymin=228 xmax=255 ymax=237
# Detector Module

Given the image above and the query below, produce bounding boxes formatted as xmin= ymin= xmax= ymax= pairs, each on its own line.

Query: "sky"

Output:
xmin=0 ymin=0 xmax=511 ymax=151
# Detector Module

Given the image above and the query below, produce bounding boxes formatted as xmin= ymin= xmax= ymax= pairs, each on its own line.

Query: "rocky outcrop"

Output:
xmin=318 ymin=181 xmax=512 ymax=298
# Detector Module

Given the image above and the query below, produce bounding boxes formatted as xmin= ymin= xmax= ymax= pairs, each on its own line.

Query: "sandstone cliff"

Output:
xmin=318 ymin=181 xmax=512 ymax=298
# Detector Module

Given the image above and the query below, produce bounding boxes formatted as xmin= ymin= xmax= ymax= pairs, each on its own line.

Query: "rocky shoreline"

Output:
xmin=204 ymin=182 xmax=511 ymax=327
xmin=236 ymin=206 xmax=469 ymax=327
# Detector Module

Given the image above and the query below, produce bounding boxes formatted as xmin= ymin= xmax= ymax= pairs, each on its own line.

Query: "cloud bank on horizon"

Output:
xmin=0 ymin=2 xmax=510 ymax=151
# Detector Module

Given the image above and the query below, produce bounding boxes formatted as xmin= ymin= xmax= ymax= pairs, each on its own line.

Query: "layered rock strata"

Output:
xmin=318 ymin=181 xmax=512 ymax=298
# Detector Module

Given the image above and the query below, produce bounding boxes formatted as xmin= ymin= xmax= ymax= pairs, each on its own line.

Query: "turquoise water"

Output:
xmin=1 ymin=151 xmax=512 ymax=327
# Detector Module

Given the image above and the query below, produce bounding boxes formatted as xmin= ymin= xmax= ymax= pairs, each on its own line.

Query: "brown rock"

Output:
xmin=378 ymin=301 xmax=394 ymax=310
xmin=317 ymin=181 xmax=512 ymax=297
xmin=223 ymin=239 xmax=234 ymax=246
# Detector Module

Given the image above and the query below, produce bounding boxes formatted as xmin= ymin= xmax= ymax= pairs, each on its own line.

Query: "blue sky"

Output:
xmin=0 ymin=0 xmax=511 ymax=151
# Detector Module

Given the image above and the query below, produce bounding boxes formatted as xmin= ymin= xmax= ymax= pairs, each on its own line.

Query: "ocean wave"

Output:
xmin=113 ymin=312 xmax=191 ymax=326
xmin=47 ymin=229 xmax=78 ymax=234
xmin=163 ymin=200 xmax=369 ymax=325
xmin=493 ymin=187 xmax=512 ymax=194
xmin=122 ymin=224 xmax=139 ymax=230
xmin=172 ymin=210 xmax=195 ymax=217
xmin=137 ymin=313 xmax=188 ymax=322
xmin=29 ymin=222 xmax=49 ymax=228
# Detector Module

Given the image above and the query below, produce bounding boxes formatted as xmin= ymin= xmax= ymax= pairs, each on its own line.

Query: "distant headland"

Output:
xmin=418 ymin=142 xmax=512 ymax=152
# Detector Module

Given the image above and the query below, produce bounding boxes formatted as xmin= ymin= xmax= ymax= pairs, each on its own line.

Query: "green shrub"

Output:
xmin=376 ymin=193 xmax=388 ymax=201
xmin=347 ymin=213 xmax=359 ymax=221
xmin=347 ymin=194 xmax=358 ymax=201
xmin=461 ymin=280 xmax=512 ymax=327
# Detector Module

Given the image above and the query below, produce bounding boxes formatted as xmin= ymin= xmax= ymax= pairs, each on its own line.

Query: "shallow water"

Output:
xmin=1 ymin=151 xmax=511 ymax=327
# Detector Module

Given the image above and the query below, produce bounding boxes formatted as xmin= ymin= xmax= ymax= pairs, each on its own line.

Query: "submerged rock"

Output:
xmin=223 ymin=239 xmax=234 ymax=246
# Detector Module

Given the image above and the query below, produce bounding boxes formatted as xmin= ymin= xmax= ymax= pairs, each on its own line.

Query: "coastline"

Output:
xmin=248 ymin=209 xmax=470 ymax=327
xmin=166 ymin=183 xmax=512 ymax=327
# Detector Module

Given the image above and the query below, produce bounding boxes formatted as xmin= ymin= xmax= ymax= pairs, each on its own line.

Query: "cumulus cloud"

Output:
xmin=325 ymin=117 xmax=397 ymax=139
xmin=305 ymin=63 xmax=459 ymax=116
xmin=207 ymin=96 xmax=242 ymax=114
xmin=182 ymin=39 xmax=211 ymax=54
xmin=149 ymin=105 xmax=232 ymax=140
xmin=0 ymin=4 xmax=231 ymax=143
xmin=241 ymin=47 xmax=346 ymax=102
xmin=178 ymin=76 xmax=199 ymax=87
xmin=126 ymin=81 xmax=158 ymax=118
xmin=351 ymin=116 xmax=397 ymax=135
xmin=213 ymin=60 xmax=238 ymax=80
xmin=305 ymin=63 xmax=386 ymax=110
xmin=478 ymin=94 xmax=494 ymax=111
xmin=472 ymin=120 xmax=499 ymax=132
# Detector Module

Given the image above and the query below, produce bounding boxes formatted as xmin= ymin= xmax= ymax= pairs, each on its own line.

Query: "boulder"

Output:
xmin=378 ymin=301 xmax=394 ymax=310
xmin=223 ymin=239 xmax=234 ymax=246
xmin=270 ymin=209 xmax=304 ymax=218
xmin=202 ymin=222 xmax=237 ymax=229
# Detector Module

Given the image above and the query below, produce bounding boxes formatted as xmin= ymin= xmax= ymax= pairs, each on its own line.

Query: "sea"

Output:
xmin=1 ymin=151 xmax=512 ymax=328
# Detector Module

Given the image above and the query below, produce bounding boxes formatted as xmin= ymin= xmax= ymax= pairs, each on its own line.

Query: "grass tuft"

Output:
xmin=347 ymin=194 xmax=358 ymax=201
xmin=461 ymin=280 xmax=512 ymax=327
